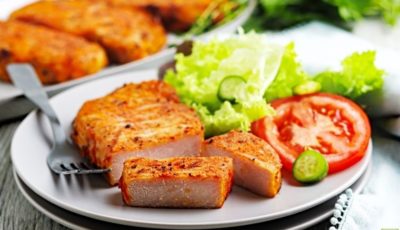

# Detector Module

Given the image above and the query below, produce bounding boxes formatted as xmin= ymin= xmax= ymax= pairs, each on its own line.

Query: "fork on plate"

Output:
xmin=7 ymin=64 xmax=110 ymax=175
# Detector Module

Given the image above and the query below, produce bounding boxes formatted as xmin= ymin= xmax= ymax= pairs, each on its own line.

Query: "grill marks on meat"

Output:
xmin=10 ymin=0 xmax=166 ymax=64
xmin=120 ymin=157 xmax=233 ymax=208
xmin=203 ymin=131 xmax=282 ymax=197
xmin=72 ymin=81 xmax=204 ymax=185
xmin=0 ymin=20 xmax=107 ymax=84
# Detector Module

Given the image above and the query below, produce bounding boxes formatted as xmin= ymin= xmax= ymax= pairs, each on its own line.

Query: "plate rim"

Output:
xmin=10 ymin=70 xmax=372 ymax=229
xmin=13 ymin=163 xmax=373 ymax=230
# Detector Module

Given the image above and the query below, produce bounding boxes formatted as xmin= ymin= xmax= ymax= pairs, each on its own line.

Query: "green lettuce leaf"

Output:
xmin=193 ymin=101 xmax=275 ymax=137
xmin=314 ymin=51 xmax=385 ymax=99
xmin=264 ymin=43 xmax=310 ymax=102
xmin=164 ymin=32 xmax=282 ymax=137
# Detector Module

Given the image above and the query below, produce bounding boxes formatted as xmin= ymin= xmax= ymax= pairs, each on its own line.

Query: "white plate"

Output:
xmin=13 ymin=163 xmax=372 ymax=230
xmin=0 ymin=0 xmax=256 ymax=103
xmin=11 ymin=69 xmax=372 ymax=229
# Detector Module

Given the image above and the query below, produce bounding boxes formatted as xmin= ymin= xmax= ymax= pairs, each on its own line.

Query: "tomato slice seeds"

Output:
xmin=252 ymin=93 xmax=371 ymax=174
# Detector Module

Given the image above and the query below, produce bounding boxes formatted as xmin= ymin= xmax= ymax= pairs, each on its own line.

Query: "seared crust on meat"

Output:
xmin=10 ymin=1 xmax=166 ymax=63
xmin=72 ymin=81 xmax=204 ymax=184
xmin=0 ymin=20 xmax=107 ymax=84
xmin=122 ymin=156 xmax=232 ymax=179
xmin=204 ymin=131 xmax=282 ymax=197
xmin=87 ymin=0 xmax=214 ymax=32
xmin=205 ymin=131 xmax=282 ymax=167
xmin=120 ymin=157 xmax=233 ymax=208
xmin=105 ymin=81 xmax=180 ymax=104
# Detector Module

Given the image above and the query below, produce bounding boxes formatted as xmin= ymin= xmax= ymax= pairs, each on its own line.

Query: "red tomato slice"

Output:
xmin=252 ymin=93 xmax=371 ymax=174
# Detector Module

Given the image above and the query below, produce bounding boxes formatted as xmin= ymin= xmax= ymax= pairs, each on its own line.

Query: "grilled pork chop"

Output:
xmin=120 ymin=157 xmax=233 ymax=208
xmin=10 ymin=0 xmax=166 ymax=64
xmin=72 ymin=81 xmax=204 ymax=185
xmin=86 ymin=0 xmax=214 ymax=32
xmin=0 ymin=20 xmax=107 ymax=84
xmin=203 ymin=131 xmax=282 ymax=197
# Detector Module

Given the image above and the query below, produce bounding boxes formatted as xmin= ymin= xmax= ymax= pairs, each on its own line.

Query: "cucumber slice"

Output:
xmin=218 ymin=76 xmax=246 ymax=102
xmin=293 ymin=150 xmax=328 ymax=184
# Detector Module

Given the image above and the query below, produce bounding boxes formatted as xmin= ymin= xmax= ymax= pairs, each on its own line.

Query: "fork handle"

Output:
xmin=7 ymin=64 xmax=66 ymax=144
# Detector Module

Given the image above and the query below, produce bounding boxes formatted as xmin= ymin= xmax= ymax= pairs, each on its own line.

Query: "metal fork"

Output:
xmin=7 ymin=64 xmax=110 ymax=175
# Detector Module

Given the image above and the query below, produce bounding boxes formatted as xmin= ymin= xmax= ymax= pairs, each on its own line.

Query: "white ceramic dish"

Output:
xmin=0 ymin=0 xmax=256 ymax=103
xmin=13 ymin=163 xmax=372 ymax=230
xmin=11 ymin=70 xmax=372 ymax=229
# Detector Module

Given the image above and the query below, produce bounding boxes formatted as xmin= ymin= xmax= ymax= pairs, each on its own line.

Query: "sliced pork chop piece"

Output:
xmin=203 ymin=131 xmax=282 ymax=197
xmin=72 ymin=81 xmax=204 ymax=185
xmin=120 ymin=157 xmax=233 ymax=208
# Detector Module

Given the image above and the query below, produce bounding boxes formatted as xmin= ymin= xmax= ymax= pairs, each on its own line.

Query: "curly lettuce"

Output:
xmin=264 ymin=43 xmax=310 ymax=102
xmin=314 ymin=51 xmax=385 ymax=99
xmin=165 ymin=32 xmax=282 ymax=136
xmin=264 ymin=48 xmax=385 ymax=101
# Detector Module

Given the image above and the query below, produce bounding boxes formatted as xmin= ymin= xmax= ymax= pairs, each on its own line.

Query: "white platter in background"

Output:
xmin=0 ymin=0 xmax=256 ymax=103
xmin=11 ymin=70 xmax=372 ymax=229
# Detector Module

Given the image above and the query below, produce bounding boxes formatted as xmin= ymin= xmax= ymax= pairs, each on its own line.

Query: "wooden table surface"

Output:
xmin=0 ymin=122 xmax=67 ymax=230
